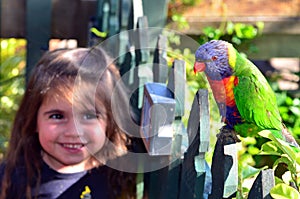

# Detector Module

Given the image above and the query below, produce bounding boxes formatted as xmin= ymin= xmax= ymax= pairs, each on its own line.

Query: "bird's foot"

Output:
xmin=217 ymin=126 xmax=241 ymax=144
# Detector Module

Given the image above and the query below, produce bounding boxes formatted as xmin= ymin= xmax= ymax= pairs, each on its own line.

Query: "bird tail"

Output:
xmin=282 ymin=127 xmax=299 ymax=148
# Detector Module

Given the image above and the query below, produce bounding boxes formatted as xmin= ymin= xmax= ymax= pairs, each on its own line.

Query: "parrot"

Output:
xmin=193 ymin=40 xmax=298 ymax=147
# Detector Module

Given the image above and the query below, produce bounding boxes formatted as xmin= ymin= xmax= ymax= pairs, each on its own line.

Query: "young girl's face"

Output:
xmin=37 ymin=91 xmax=107 ymax=173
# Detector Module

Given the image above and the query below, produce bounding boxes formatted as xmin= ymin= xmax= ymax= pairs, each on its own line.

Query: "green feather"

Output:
xmin=228 ymin=47 xmax=283 ymax=136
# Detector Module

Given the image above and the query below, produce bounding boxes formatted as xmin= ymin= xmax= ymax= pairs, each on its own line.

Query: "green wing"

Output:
xmin=233 ymin=59 xmax=283 ymax=136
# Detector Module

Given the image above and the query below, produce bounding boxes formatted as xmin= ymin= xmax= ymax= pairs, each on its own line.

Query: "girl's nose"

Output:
xmin=63 ymin=118 xmax=84 ymax=137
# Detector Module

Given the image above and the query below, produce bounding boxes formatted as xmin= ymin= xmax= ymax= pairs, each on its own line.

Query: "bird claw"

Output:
xmin=216 ymin=126 xmax=241 ymax=144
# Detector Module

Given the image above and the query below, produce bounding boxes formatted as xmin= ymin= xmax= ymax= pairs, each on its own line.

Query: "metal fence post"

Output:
xmin=25 ymin=0 xmax=51 ymax=83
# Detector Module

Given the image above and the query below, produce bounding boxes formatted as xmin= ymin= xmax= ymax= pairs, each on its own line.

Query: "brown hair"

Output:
xmin=0 ymin=47 xmax=135 ymax=198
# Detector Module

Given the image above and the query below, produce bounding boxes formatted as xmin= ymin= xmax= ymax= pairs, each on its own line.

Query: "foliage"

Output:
xmin=258 ymin=130 xmax=300 ymax=197
xmin=169 ymin=0 xmax=200 ymax=6
xmin=168 ymin=0 xmax=201 ymax=30
xmin=0 ymin=38 xmax=26 ymax=158
xmin=275 ymin=88 xmax=300 ymax=139
xmin=198 ymin=21 xmax=264 ymax=53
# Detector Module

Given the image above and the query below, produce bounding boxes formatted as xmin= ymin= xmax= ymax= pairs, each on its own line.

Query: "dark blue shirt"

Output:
xmin=0 ymin=161 xmax=111 ymax=199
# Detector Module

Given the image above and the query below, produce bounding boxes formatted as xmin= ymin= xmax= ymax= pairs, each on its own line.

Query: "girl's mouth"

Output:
xmin=61 ymin=143 xmax=85 ymax=149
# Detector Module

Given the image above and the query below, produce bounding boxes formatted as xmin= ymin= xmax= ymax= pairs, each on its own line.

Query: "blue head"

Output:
xmin=194 ymin=40 xmax=233 ymax=80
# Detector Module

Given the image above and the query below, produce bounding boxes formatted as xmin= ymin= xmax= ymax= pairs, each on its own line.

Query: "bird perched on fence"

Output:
xmin=194 ymin=40 xmax=298 ymax=147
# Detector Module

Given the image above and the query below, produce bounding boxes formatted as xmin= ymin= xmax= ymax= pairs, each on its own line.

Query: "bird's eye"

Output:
xmin=212 ymin=56 xmax=218 ymax=61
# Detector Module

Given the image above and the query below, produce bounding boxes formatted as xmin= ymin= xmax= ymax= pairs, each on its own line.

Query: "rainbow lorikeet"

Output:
xmin=194 ymin=40 xmax=298 ymax=147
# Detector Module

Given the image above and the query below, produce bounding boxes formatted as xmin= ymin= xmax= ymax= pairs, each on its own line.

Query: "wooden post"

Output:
xmin=153 ymin=34 xmax=168 ymax=83
xmin=136 ymin=16 xmax=151 ymax=109
xmin=209 ymin=127 xmax=239 ymax=199
xmin=117 ymin=0 xmax=132 ymax=64
xmin=167 ymin=59 xmax=186 ymax=117
xmin=160 ymin=58 xmax=187 ymax=198
xmin=136 ymin=16 xmax=150 ymax=64
xmin=96 ymin=0 xmax=110 ymax=34
xmin=161 ymin=123 xmax=183 ymax=199
xmin=179 ymin=89 xmax=211 ymax=199
xmin=248 ymin=169 xmax=274 ymax=199
xmin=105 ymin=0 xmax=120 ymax=57
xmin=144 ymin=157 xmax=170 ymax=199
xmin=108 ymin=0 xmax=120 ymax=36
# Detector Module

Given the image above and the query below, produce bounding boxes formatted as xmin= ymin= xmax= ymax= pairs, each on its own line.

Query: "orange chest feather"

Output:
xmin=207 ymin=76 xmax=238 ymax=106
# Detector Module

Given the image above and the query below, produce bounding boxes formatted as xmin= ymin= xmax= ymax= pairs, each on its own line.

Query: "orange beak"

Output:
xmin=194 ymin=62 xmax=206 ymax=74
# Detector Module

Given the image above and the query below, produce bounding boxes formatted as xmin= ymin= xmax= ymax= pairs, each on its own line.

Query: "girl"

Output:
xmin=0 ymin=47 xmax=137 ymax=198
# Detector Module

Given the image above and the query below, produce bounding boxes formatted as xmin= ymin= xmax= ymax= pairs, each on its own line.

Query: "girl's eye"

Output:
xmin=82 ymin=113 xmax=99 ymax=120
xmin=49 ymin=114 xmax=64 ymax=120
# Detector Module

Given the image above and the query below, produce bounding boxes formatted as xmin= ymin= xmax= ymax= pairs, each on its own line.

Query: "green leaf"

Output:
xmin=234 ymin=23 xmax=257 ymax=39
xmin=90 ymin=27 xmax=107 ymax=38
xmin=274 ymin=176 xmax=284 ymax=185
xmin=286 ymin=97 xmax=294 ymax=106
xmin=248 ymin=145 xmax=260 ymax=155
xmin=279 ymin=106 xmax=289 ymax=114
xmin=241 ymin=165 xmax=266 ymax=180
xmin=270 ymin=183 xmax=300 ymax=199
xmin=239 ymin=153 xmax=256 ymax=167
xmin=260 ymin=141 xmax=282 ymax=156
xmin=293 ymin=98 xmax=300 ymax=106
xmin=296 ymin=152 xmax=300 ymax=165
xmin=226 ymin=21 xmax=234 ymax=35
xmin=241 ymin=136 xmax=257 ymax=145
xmin=258 ymin=129 xmax=284 ymax=141
xmin=276 ymin=139 xmax=300 ymax=161
xmin=259 ymin=130 xmax=300 ymax=164
xmin=290 ymin=106 xmax=300 ymax=117
xmin=256 ymin=22 xmax=264 ymax=34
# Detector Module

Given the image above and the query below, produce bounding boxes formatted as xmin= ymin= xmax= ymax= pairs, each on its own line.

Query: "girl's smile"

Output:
xmin=37 ymin=92 xmax=107 ymax=173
